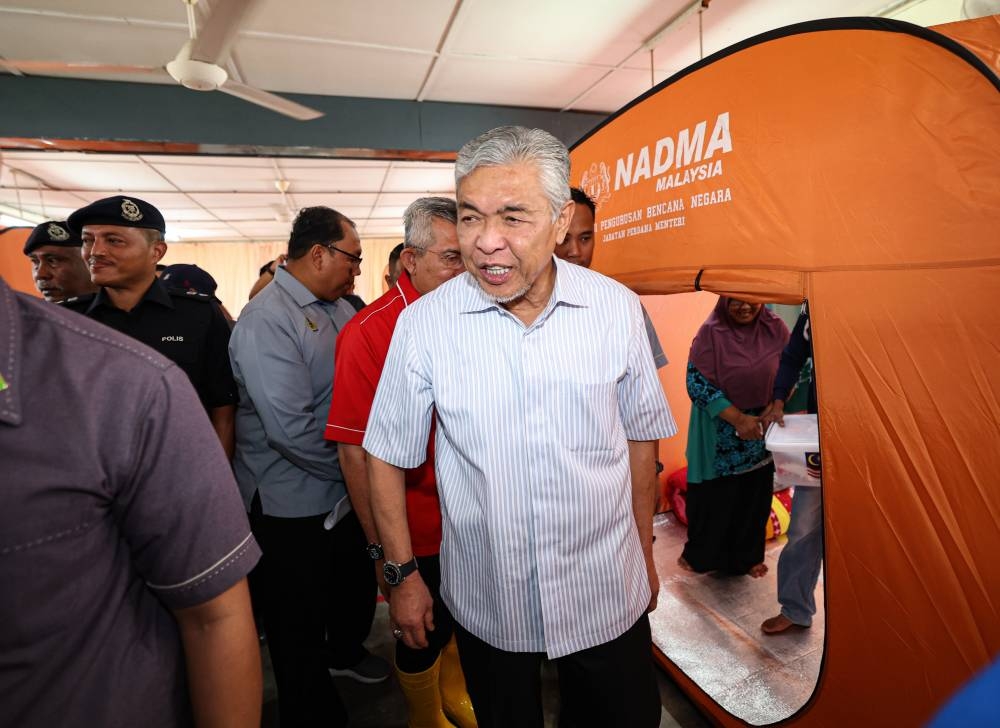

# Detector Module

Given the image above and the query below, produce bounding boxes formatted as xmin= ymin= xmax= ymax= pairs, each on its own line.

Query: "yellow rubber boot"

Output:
xmin=439 ymin=635 xmax=478 ymax=728
xmin=396 ymin=657 xmax=455 ymax=728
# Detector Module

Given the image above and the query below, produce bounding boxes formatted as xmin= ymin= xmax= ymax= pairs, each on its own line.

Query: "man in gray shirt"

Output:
xmin=229 ymin=206 xmax=386 ymax=727
xmin=0 ymin=274 xmax=261 ymax=728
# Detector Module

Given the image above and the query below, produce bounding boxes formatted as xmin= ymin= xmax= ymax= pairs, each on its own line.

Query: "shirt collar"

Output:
xmin=273 ymin=266 xmax=321 ymax=308
xmin=88 ymin=276 xmax=173 ymax=314
xmin=550 ymin=256 xmax=591 ymax=309
xmin=0 ymin=277 xmax=22 ymax=426
xmin=457 ymin=256 xmax=590 ymax=315
xmin=396 ymin=270 xmax=421 ymax=306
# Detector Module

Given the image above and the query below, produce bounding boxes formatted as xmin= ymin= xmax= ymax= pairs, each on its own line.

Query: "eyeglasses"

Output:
xmin=418 ymin=248 xmax=464 ymax=268
xmin=324 ymin=243 xmax=363 ymax=266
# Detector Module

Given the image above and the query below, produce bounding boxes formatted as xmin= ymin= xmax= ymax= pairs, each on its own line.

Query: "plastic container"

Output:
xmin=765 ymin=413 xmax=822 ymax=488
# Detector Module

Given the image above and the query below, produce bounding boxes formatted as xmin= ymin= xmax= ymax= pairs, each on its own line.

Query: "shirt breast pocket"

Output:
xmin=547 ymin=379 xmax=623 ymax=452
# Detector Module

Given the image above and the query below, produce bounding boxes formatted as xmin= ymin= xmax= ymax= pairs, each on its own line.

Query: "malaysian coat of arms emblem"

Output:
xmin=580 ymin=162 xmax=612 ymax=208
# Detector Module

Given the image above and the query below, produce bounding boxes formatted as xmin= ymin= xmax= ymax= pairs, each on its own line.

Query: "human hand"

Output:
xmin=761 ymin=400 xmax=786 ymax=428
xmin=388 ymin=574 xmax=435 ymax=649
xmin=646 ymin=560 xmax=660 ymax=613
xmin=735 ymin=413 xmax=763 ymax=440
xmin=270 ymin=254 xmax=287 ymax=274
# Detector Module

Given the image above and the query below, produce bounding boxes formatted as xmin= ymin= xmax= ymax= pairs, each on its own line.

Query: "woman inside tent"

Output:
xmin=679 ymin=297 xmax=789 ymax=577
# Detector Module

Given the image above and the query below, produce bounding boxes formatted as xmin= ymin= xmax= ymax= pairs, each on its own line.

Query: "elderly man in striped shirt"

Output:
xmin=365 ymin=126 xmax=677 ymax=728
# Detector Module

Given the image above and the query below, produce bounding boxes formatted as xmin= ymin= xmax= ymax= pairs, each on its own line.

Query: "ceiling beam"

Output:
xmin=0 ymin=75 xmax=604 ymax=155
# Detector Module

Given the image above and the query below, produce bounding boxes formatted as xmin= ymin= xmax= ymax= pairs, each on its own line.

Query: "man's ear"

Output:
xmin=152 ymin=240 xmax=168 ymax=264
xmin=554 ymin=199 xmax=575 ymax=243
xmin=400 ymin=247 xmax=419 ymax=275
xmin=310 ymin=243 xmax=328 ymax=270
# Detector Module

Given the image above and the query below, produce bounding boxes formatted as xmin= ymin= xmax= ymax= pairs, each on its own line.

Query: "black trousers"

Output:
xmin=394 ymin=554 xmax=456 ymax=673
xmin=455 ymin=615 xmax=660 ymax=728
xmin=681 ymin=462 xmax=775 ymax=574
xmin=322 ymin=512 xmax=377 ymax=669
xmin=248 ymin=498 xmax=375 ymax=728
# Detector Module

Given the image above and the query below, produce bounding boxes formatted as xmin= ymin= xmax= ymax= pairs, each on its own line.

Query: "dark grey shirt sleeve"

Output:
xmin=641 ymin=303 xmax=669 ymax=369
xmin=115 ymin=364 xmax=260 ymax=610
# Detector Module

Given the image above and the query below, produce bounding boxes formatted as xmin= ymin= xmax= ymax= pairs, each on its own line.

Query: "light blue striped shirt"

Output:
xmin=364 ymin=256 xmax=677 ymax=657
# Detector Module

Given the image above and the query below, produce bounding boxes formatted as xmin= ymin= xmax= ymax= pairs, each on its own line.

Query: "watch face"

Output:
xmin=367 ymin=543 xmax=384 ymax=561
xmin=383 ymin=562 xmax=402 ymax=586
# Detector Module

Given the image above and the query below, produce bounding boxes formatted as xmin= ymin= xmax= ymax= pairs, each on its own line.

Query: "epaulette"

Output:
xmin=56 ymin=293 xmax=96 ymax=311
xmin=165 ymin=286 xmax=214 ymax=302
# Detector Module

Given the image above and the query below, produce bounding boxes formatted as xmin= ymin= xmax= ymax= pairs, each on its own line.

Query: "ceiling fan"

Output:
xmin=1 ymin=0 xmax=323 ymax=121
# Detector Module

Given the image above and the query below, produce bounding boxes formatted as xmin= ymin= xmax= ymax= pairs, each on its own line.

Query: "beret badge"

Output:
xmin=47 ymin=223 xmax=70 ymax=241
xmin=121 ymin=198 xmax=144 ymax=222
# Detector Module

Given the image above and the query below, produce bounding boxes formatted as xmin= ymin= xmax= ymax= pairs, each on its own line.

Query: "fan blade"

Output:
xmin=1 ymin=59 xmax=166 ymax=77
xmin=189 ymin=0 xmax=264 ymax=65
xmin=219 ymin=80 xmax=324 ymax=121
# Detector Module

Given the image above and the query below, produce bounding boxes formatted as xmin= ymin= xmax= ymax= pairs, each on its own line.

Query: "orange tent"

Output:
xmin=570 ymin=16 xmax=1000 ymax=727
xmin=0 ymin=228 xmax=37 ymax=296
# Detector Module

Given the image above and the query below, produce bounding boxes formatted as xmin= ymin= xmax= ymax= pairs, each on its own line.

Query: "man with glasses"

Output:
xmin=229 ymin=206 xmax=388 ymax=727
xmin=326 ymin=197 xmax=475 ymax=728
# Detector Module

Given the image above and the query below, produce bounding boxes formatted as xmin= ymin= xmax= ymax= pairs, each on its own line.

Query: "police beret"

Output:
xmin=67 ymin=195 xmax=166 ymax=234
xmin=22 ymin=220 xmax=82 ymax=255
xmin=161 ymin=263 xmax=218 ymax=296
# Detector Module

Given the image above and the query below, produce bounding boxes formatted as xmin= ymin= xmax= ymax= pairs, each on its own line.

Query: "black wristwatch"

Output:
xmin=383 ymin=557 xmax=419 ymax=586
xmin=366 ymin=542 xmax=384 ymax=561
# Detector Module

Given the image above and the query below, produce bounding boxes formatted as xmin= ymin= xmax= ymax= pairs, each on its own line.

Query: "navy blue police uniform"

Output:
xmin=63 ymin=196 xmax=237 ymax=412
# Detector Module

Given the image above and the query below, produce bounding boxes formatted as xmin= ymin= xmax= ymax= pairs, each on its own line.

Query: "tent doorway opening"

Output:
xmin=650 ymin=298 xmax=824 ymax=726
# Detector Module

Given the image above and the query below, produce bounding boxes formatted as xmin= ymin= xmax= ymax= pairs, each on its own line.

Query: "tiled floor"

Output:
xmin=649 ymin=511 xmax=826 ymax=726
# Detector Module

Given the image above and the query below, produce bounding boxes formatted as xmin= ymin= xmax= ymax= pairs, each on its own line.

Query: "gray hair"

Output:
xmin=141 ymin=228 xmax=165 ymax=244
xmin=454 ymin=126 xmax=570 ymax=222
xmin=403 ymin=196 xmax=458 ymax=250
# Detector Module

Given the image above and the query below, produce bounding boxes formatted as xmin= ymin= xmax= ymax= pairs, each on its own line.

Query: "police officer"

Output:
xmin=161 ymin=262 xmax=235 ymax=325
xmin=22 ymin=220 xmax=96 ymax=302
xmin=160 ymin=263 xmax=220 ymax=297
xmin=66 ymin=195 xmax=237 ymax=458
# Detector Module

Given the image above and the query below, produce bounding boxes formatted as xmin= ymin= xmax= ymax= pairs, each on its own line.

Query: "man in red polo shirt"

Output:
xmin=326 ymin=197 xmax=475 ymax=728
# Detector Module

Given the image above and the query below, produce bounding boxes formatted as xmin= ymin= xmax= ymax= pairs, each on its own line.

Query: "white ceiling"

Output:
xmin=0 ymin=152 xmax=454 ymax=240
xmin=0 ymin=0 xmax=982 ymax=241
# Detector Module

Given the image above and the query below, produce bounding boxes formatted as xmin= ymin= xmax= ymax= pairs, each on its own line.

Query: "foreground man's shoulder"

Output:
xmin=55 ymin=293 xmax=96 ymax=312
